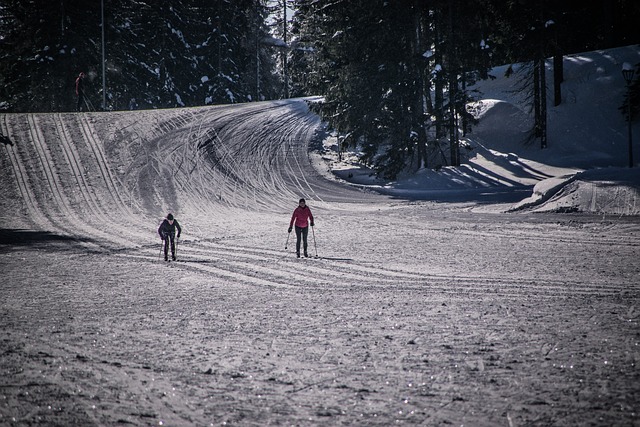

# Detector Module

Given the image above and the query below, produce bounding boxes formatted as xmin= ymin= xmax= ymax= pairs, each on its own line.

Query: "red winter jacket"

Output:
xmin=289 ymin=206 xmax=314 ymax=228
xmin=75 ymin=75 xmax=84 ymax=95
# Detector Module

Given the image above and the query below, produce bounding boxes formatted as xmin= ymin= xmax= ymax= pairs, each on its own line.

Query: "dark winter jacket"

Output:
xmin=158 ymin=219 xmax=182 ymax=239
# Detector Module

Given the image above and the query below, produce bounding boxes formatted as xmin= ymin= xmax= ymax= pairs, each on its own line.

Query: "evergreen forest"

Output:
xmin=1 ymin=0 xmax=639 ymax=177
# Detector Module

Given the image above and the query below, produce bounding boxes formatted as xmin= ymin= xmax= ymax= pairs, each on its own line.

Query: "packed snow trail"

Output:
xmin=0 ymin=98 xmax=383 ymax=251
xmin=1 ymin=99 xmax=639 ymax=427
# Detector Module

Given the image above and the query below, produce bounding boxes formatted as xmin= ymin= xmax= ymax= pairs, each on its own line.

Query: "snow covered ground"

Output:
xmin=0 ymin=47 xmax=639 ymax=426
xmin=325 ymin=45 xmax=640 ymax=215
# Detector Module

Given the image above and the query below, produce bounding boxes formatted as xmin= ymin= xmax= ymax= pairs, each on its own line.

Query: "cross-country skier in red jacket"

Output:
xmin=288 ymin=198 xmax=314 ymax=258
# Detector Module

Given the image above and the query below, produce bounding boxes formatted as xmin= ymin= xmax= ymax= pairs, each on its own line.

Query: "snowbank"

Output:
xmin=320 ymin=45 xmax=640 ymax=215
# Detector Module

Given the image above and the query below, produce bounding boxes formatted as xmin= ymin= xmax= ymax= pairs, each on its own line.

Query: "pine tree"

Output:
xmin=0 ymin=0 xmax=102 ymax=112
xmin=0 ymin=0 xmax=280 ymax=112
xmin=292 ymin=0 xmax=492 ymax=177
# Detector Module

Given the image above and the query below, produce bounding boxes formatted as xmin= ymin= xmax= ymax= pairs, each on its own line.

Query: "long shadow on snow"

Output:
xmin=383 ymin=186 xmax=534 ymax=204
xmin=174 ymin=259 xmax=217 ymax=264
xmin=0 ymin=228 xmax=94 ymax=253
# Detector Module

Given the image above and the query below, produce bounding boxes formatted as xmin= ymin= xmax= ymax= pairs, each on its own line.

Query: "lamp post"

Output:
xmin=622 ymin=63 xmax=635 ymax=168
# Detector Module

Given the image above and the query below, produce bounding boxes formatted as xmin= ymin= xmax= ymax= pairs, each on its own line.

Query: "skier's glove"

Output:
xmin=177 ymin=234 xmax=181 ymax=238
xmin=310 ymin=222 xmax=314 ymax=227
xmin=288 ymin=227 xmax=292 ymax=233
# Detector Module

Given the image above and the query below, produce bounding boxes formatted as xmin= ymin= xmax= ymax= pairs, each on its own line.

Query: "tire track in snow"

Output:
xmin=68 ymin=113 xmax=153 ymax=247
xmin=52 ymin=114 xmax=139 ymax=248
xmin=4 ymin=114 xmax=102 ymax=249
xmin=121 ymin=252 xmax=296 ymax=290
xmin=1 ymin=115 xmax=51 ymax=230
xmin=5 ymin=101 xmax=636 ymax=300
xmin=100 ymin=99 xmax=635 ymax=299
xmin=435 ymin=224 xmax=640 ymax=249
xmin=183 ymin=100 xmax=380 ymax=211
xmin=165 ymin=110 xmax=230 ymax=211
xmin=74 ymin=115 xmax=134 ymax=218
xmin=121 ymin=238 xmax=635 ymax=299
xmin=207 ymin=105 xmax=295 ymax=210
xmin=26 ymin=114 xmax=72 ymax=216
xmin=27 ymin=114 xmax=132 ymax=249
xmin=3 ymin=113 xmax=148 ymax=250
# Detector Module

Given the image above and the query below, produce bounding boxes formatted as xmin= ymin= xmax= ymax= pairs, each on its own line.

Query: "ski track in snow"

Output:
xmin=1 ymin=99 xmax=639 ymax=426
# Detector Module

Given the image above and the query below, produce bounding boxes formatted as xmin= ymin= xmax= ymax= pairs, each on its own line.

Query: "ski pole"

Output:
xmin=311 ymin=225 xmax=318 ymax=257
xmin=285 ymin=230 xmax=291 ymax=250
xmin=175 ymin=235 xmax=178 ymax=260
xmin=159 ymin=240 xmax=163 ymax=260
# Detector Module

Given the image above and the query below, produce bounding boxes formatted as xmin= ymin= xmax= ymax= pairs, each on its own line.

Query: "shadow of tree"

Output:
xmin=0 ymin=228 xmax=93 ymax=253
xmin=0 ymin=133 xmax=14 ymax=146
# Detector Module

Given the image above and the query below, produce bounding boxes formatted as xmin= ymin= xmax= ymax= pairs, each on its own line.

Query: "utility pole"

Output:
xmin=622 ymin=63 xmax=635 ymax=167
xmin=61 ymin=0 xmax=65 ymax=35
xmin=539 ymin=5 xmax=548 ymax=149
xmin=256 ymin=30 xmax=260 ymax=101
xmin=101 ymin=0 xmax=106 ymax=110
xmin=282 ymin=0 xmax=288 ymax=98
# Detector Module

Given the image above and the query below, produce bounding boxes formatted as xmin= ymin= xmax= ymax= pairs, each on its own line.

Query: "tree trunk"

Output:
xmin=461 ymin=72 xmax=468 ymax=136
xmin=282 ymin=0 xmax=289 ymax=98
xmin=539 ymin=3 xmax=548 ymax=149
xmin=533 ymin=58 xmax=541 ymax=138
xmin=540 ymin=57 xmax=548 ymax=148
xmin=434 ymin=15 xmax=444 ymax=140
xmin=414 ymin=6 xmax=429 ymax=169
xmin=448 ymin=2 xmax=459 ymax=166
xmin=553 ymin=54 xmax=563 ymax=106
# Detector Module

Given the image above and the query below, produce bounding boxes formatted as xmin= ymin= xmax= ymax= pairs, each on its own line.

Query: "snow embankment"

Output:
xmin=319 ymin=46 xmax=640 ymax=215
xmin=513 ymin=167 xmax=640 ymax=215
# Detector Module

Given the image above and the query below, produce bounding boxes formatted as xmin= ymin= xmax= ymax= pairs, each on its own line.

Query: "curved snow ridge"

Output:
xmin=0 ymin=99 xmax=387 ymax=251
xmin=101 ymin=99 xmax=384 ymax=215
xmin=511 ymin=168 xmax=640 ymax=215
xmin=1 ymin=114 xmax=129 ymax=251
xmin=510 ymin=174 xmax=578 ymax=212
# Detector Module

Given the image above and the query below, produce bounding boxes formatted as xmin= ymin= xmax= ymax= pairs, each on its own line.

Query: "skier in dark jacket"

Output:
xmin=75 ymin=72 xmax=85 ymax=112
xmin=288 ymin=198 xmax=314 ymax=258
xmin=158 ymin=213 xmax=182 ymax=261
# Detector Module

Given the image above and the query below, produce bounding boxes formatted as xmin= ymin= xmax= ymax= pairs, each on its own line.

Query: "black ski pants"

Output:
xmin=77 ymin=91 xmax=84 ymax=112
xmin=295 ymin=226 xmax=308 ymax=255
xmin=162 ymin=232 xmax=176 ymax=259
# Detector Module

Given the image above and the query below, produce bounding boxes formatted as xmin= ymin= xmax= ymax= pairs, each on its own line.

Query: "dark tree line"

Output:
xmin=0 ymin=0 xmax=281 ymax=112
xmin=288 ymin=0 xmax=640 ymax=178
xmin=1 ymin=0 xmax=639 ymax=177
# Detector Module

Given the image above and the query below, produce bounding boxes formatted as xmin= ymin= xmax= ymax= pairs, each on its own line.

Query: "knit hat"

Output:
xmin=167 ymin=213 xmax=174 ymax=220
